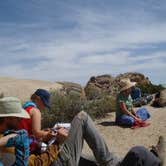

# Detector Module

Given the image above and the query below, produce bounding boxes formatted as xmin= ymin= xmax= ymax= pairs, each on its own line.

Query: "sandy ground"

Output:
xmin=82 ymin=105 xmax=166 ymax=159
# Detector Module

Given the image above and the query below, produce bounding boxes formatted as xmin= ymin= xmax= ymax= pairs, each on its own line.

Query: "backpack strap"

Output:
xmin=5 ymin=130 xmax=30 ymax=166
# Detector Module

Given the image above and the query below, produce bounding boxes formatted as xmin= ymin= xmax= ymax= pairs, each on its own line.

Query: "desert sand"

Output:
xmin=82 ymin=105 xmax=166 ymax=160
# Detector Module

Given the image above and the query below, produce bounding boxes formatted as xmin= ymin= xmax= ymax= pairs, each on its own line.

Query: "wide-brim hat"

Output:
xmin=120 ymin=78 xmax=136 ymax=92
xmin=34 ymin=89 xmax=51 ymax=109
xmin=0 ymin=97 xmax=30 ymax=118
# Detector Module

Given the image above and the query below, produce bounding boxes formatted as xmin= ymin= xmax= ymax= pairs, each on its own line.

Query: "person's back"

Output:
xmin=131 ymin=87 xmax=142 ymax=100
xmin=19 ymin=101 xmax=37 ymax=136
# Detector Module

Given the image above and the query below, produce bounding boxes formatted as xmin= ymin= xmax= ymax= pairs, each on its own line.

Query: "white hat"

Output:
xmin=0 ymin=97 xmax=30 ymax=118
xmin=120 ymin=78 xmax=136 ymax=92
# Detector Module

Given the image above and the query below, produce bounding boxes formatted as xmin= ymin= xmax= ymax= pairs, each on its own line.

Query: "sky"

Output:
xmin=0 ymin=0 xmax=166 ymax=85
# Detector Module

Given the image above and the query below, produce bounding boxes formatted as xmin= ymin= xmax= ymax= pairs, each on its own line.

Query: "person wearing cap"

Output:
xmin=19 ymin=89 xmax=53 ymax=141
xmin=115 ymin=79 xmax=145 ymax=126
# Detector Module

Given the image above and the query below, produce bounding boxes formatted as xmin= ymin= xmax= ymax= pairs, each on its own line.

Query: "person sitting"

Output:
xmin=19 ymin=89 xmax=54 ymax=141
xmin=131 ymin=86 xmax=153 ymax=107
xmin=131 ymin=86 xmax=142 ymax=100
xmin=0 ymin=96 xmax=164 ymax=166
xmin=116 ymin=79 xmax=150 ymax=127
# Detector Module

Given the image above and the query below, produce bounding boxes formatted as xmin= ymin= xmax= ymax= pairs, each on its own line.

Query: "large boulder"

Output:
xmin=84 ymin=72 xmax=152 ymax=100
xmin=116 ymin=72 xmax=151 ymax=85
xmin=84 ymin=75 xmax=115 ymax=100
xmin=57 ymin=81 xmax=85 ymax=99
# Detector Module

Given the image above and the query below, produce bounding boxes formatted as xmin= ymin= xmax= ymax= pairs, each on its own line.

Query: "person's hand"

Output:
xmin=43 ymin=130 xmax=56 ymax=142
xmin=134 ymin=117 xmax=142 ymax=123
xmin=56 ymin=128 xmax=69 ymax=144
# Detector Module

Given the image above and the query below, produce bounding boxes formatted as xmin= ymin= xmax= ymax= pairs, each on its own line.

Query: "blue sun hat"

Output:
xmin=34 ymin=89 xmax=51 ymax=109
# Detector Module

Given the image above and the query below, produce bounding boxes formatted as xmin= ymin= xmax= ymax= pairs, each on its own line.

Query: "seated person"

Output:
xmin=19 ymin=89 xmax=54 ymax=141
xmin=131 ymin=86 xmax=153 ymax=107
xmin=0 ymin=96 xmax=164 ymax=166
xmin=116 ymin=79 xmax=150 ymax=126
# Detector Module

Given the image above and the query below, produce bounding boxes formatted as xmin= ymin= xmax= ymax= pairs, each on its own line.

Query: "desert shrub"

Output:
xmin=84 ymin=84 xmax=102 ymax=100
xmin=42 ymin=91 xmax=84 ymax=128
xmin=137 ymin=84 xmax=165 ymax=95
xmin=83 ymin=96 xmax=116 ymax=119
xmin=42 ymin=91 xmax=116 ymax=128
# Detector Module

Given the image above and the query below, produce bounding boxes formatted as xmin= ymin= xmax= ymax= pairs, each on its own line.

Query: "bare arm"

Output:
xmin=120 ymin=102 xmax=137 ymax=119
xmin=120 ymin=102 xmax=142 ymax=122
xmin=30 ymin=108 xmax=50 ymax=140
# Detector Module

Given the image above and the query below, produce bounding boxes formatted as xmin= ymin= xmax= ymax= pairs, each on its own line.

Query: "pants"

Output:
xmin=52 ymin=111 xmax=161 ymax=166
xmin=116 ymin=108 xmax=150 ymax=126
xmin=120 ymin=146 xmax=161 ymax=166
xmin=52 ymin=111 xmax=120 ymax=166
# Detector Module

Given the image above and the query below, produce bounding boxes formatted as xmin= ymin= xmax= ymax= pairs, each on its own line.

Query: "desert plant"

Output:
xmin=137 ymin=84 xmax=165 ymax=95
xmin=42 ymin=91 xmax=116 ymax=128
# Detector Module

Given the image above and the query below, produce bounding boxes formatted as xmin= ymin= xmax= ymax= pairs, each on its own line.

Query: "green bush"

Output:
xmin=42 ymin=91 xmax=116 ymax=128
xmin=137 ymin=84 xmax=165 ymax=94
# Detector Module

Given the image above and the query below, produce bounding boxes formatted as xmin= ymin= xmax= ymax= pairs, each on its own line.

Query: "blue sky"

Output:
xmin=0 ymin=0 xmax=166 ymax=85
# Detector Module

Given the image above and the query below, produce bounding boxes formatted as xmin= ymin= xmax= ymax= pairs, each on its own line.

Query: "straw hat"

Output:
xmin=0 ymin=97 xmax=30 ymax=118
xmin=120 ymin=78 xmax=136 ymax=92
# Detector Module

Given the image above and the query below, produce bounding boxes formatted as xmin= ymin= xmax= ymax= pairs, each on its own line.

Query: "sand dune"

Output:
xmin=0 ymin=77 xmax=62 ymax=101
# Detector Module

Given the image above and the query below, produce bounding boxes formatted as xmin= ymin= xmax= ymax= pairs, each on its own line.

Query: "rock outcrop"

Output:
xmin=57 ymin=81 xmax=85 ymax=99
xmin=84 ymin=72 xmax=152 ymax=99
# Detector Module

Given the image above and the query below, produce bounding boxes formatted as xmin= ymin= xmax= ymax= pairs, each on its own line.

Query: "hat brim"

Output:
xmin=120 ymin=82 xmax=136 ymax=92
xmin=0 ymin=108 xmax=30 ymax=119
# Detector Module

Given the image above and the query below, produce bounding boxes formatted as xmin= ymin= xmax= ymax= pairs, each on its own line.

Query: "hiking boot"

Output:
xmin=150 ymin=136 xmax=165 ymax=166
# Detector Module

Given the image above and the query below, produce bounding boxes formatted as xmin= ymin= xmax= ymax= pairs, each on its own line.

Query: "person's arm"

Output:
xmin=0 ymin=134 xmax=17 ymax=146
xmin=120 ymin=102 xmax=136 ymax=118
xmin=120 ymin=103 xmax=142 ymax=122
xmin=30 ymin=108 xmax=52 ymax=140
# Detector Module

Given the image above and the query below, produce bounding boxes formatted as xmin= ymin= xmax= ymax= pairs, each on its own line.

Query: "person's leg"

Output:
xmin=57 ymin=111 xmax=120 ymax=166
xmin=116 ymin=115 xmax=135 ymax=126
xmin=136 ymin=108 xmax=151 ymax=121
xmin=120 ymin=146 xmax=161 ymax=166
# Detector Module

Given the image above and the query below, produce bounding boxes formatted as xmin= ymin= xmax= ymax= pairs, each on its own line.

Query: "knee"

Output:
xmin=77 ymin=111 xmax=88 ymax=120
xmin=120 ymin=116 xmax=135 ymax=126
xmin=129 ymin=146 xmax=147 ymax=154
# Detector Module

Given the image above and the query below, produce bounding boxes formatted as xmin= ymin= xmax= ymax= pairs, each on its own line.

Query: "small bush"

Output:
xmin=42 ymin=91 xmax=116 ymax=128
xmin=137 ymin=84 xmax=165 ymax=94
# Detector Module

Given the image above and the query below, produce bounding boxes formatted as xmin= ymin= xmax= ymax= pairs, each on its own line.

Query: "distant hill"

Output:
xmin=0 ymin=77 xmax=63 ymax=101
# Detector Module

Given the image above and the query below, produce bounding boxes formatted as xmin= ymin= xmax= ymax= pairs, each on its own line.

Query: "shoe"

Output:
xmin=150 ymin=136 xmax=165 ymax=166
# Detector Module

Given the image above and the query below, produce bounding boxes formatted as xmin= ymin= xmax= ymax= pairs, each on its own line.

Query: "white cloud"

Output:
xmin=0 ymin=1 xmax=166 ymax=85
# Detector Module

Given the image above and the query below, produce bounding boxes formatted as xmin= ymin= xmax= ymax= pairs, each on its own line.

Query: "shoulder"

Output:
xmin=29 ymin=107 xmax=41 ymax=116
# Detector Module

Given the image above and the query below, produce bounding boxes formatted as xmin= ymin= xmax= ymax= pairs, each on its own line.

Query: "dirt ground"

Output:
xmin=82 ymin=105 xmax=166 ymax=160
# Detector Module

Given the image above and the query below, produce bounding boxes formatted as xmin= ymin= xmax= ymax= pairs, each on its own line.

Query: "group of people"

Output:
xmin=0 ymin=81 xmax=165 ymax=165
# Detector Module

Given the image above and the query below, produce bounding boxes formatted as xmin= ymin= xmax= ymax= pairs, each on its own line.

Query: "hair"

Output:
xmin=0 ymin=117 xmax=5 ymax=124
xmin=31 ymin=93 xmax=40 ymax=101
